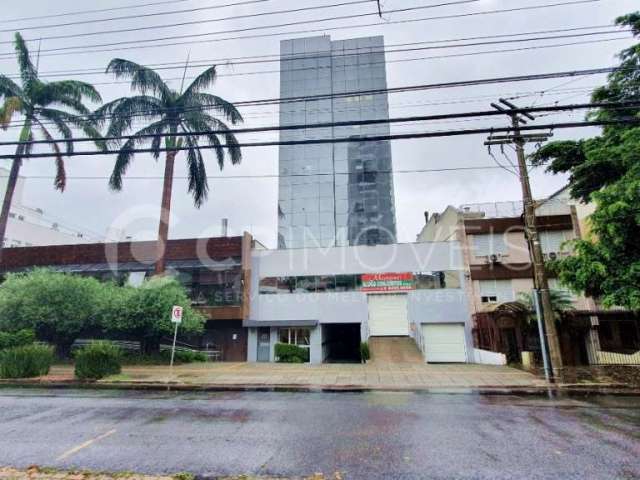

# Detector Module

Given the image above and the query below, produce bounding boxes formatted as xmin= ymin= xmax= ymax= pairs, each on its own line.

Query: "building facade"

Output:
xmin=247 ymin=242 xmax=474 ymax=364
xmin=0 ymin=234 xmax=255 ymax=362
xmin=277 ymin=35 xmax=397 ymax=249
xmin=417 ymin=196 xmax=640 ymax=366
xmin=0 ymin=167 xmax=106 ymax=247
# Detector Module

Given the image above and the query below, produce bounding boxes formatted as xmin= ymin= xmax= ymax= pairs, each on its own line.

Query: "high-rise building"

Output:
xmin=277 ymin=35 xmax=397 ymax=249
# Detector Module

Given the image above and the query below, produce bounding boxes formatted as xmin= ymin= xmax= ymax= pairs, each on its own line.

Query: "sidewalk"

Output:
xmin=13 ymin=362 xmax=548 ymax=391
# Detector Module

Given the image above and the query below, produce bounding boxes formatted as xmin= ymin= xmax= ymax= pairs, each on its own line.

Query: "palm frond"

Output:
xmin=41 ymin=80 xmax=102 ymax=104
xmin=182 ymin=66 xmax=217 ymax=96
xmin=0 ymin=75 xmax=23 ymax=98
xmin=0 ymin=96 xmax=23 ymax=130
xmin=109 ymin=137 xmax=136 ymax=191
xmin=109 ymin=121 xmax=168 ymax=190
xmin=39 ymin=108 xmax=107 ymax=151
xmin=183 ymin=92 xmax=243 ymax=125
xmin=184 ymin=135 xmax=209 ymax=207
xmin=35 ymin=121 xmax=65 ymax=191
xmin=37 ymin=109 xmax=73 ymax=154
xmin=94 ymin=95 xmax=163 ymax=139
xmin=46 ymin=95 xmax=92 ymax=115
xmin=13 ymin=33 xmax=37 ymax=87
xmin=106 ymin=59 xmax=171 ymax=100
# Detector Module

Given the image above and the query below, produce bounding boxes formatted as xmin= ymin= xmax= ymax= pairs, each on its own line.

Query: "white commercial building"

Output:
xmin=246 ymin=242 xmax=473 ymax=364
xmin=0 ymin=167 xmax=107 ymax=247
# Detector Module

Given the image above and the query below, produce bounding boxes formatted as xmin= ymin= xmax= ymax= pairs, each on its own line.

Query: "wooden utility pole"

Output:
xmin=485 ymin=99 xmax=564 ymax=381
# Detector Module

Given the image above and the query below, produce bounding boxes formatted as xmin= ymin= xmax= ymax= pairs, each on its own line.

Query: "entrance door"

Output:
xmin=422 ymin=323 xmax=467 ymax=363
xmin=368 ymin=294 xmax=409 ymax=336
xmin=257 ymin=327 xmax=271 ymax=362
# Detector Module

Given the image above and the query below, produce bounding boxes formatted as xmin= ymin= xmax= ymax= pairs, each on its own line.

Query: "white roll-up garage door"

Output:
xmin=422 ymin=323 xmax=467 ymax=363
xmin=367 ymin=294 xmax=409 ymax=336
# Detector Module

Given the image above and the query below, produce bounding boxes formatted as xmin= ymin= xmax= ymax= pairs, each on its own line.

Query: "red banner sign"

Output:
xmin=360 ymin=273 xmax=415 ymax=292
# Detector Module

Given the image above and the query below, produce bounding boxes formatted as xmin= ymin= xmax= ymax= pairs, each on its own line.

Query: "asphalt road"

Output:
xmin=0 ymin=389 xmax=639 ymax=479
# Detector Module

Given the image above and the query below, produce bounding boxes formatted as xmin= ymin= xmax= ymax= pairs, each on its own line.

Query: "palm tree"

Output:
xmin=0 ymin=33 xmax=104 ymax=260
xmin=96 ymin=59 xmax=242 ymax=275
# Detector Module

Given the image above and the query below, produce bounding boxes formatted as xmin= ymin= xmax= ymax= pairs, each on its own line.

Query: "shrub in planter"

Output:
xmin=275 ymin=343 xmax=309 ymax=363
xmin=74 ymin=341 xmax=122 ymax=381
xmin=360 ymin=342 xmax=371 ymax=362
xmin=0 ymin=344 xmax=54 ymax=379
xmin=0 ymin=329 xmax=36 ymax=349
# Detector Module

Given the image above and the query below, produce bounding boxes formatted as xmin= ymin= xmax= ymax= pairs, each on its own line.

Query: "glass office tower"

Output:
xmin=277 ymin=35 xmax=397 ymax=249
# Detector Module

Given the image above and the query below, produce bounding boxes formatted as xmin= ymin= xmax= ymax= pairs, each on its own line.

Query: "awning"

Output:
xmin=243 ymin=319 xmax=319 ymax=328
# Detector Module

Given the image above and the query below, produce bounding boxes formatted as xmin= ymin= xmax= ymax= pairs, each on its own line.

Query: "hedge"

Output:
xmin=275 ymin=343 xmax=310 ymax=363
xmin=74 ymin=341 xmax=122 ymax=381
xmin=0 ymin=344 xmax=54 ymax=379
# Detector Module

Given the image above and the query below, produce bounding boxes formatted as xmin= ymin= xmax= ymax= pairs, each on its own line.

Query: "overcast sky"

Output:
xmin=0 ymin=0 xmax=636 ymax=247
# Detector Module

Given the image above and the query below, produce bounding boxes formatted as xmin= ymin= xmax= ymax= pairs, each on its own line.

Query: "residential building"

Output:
xmin=277 ymin=35 xmax=397 ymax=249
xmin=0 ymin=167 xmax=105 ymax=247
xmin=247 ymin=242 xmax=474 ymax=364
xmin=417 ymin=196 xmax=640 ymax=366
xmin=0 ymin=234 xmax=256 ymax=361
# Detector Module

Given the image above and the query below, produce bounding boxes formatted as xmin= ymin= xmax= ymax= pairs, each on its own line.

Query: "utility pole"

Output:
xmin=485 ymin=99 xmax=564 ymax=382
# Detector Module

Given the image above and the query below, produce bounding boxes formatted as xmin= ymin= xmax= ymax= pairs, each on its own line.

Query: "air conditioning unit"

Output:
xmin=546 ymin=252 xmax=558 ymax=261
xmin=489 ymin=254 xmax=501 ymax=264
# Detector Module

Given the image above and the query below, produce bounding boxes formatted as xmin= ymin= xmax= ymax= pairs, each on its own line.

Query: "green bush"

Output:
xmin=120 ymin=349 xmax=207 ymax=365
xmin=0 ymin=344 xmax=54 ymax=378
xmin=74 ymin=341 xmax=122 ymax=381
xmin=171 ymin=349 xmax=207 ymax=363
xmin=360 ymin=342 xmax=370 ymax=362
xmin=275 ymin=343 xmax=309 ymax=363
xmin=0 ymin=329 xmax=36 ymax=350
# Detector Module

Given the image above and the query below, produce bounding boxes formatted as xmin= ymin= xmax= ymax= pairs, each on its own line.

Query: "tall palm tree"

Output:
xmin=96 ymin=59 xmax=242 ymax=275
xmin=0 ymin=33 xmax=104 ymax=260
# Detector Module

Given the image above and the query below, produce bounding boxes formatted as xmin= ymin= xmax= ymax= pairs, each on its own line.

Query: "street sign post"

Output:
xmin=169 ymin=306 xmax=183 ymax=377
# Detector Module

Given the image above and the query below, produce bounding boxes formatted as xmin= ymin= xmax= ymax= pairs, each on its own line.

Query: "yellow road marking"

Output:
xmin=56 ymin=429 xmax=117 ymax=461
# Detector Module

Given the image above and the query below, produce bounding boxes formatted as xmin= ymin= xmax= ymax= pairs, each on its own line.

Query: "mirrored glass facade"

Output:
xmin=278 ymin=35 xmax=397 ymax=249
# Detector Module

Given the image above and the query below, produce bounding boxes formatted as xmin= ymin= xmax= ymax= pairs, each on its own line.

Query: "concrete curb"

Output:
xmin=1 ymin=379 xmax=639 ymax=396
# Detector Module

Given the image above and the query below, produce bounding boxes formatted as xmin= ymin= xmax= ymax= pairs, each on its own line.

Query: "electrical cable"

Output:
xmin=1 ymin=118 xmax=638 ymax=160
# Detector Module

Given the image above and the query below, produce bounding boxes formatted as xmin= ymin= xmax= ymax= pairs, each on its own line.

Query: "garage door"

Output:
xmin=368 ymin=294 xmax=409 ymax=336
xmin=422 ymin=323 xmax=467 ymax=363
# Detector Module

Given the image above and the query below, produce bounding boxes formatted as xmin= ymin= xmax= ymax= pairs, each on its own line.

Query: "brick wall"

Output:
xmin=0 ymin=236 xmax=243 ymax=270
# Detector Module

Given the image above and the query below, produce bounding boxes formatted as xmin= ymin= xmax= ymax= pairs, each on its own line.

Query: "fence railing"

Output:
xmin=593 ymin=350 xmax=640 ymax=365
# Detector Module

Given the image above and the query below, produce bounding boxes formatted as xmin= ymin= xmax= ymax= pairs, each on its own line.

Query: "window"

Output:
xmin=277 ymin=277 xmax=296 ymax=293
xmin=473 ymin=233 xmax=507 ymax=257
xmin=540 ymin=230 xmax=571 ymax=254
xmin=335 ymin=274 xmax=358 ymax=292
xmin=316 ymin=276 xmax=336 ymax=292
xmin=295 ymin=276 xmax=317 ymax=293
xmin=279 ymin=328 xmax=311 ymax=347
xmin=479 ymin=280 xmax=514 ymax=303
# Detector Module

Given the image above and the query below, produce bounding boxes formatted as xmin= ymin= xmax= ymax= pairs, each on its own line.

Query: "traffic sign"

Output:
xmin=171 ymin=306 xmax=183 ymax=324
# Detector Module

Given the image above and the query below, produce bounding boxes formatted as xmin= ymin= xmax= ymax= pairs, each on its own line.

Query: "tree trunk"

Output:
xmin=155 ymin=150 xmax=177 ymax=275
xmin=0 ymin=154 xmax=22 ymax=265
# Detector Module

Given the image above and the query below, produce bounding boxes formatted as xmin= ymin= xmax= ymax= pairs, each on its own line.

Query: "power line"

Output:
xmin=0 ymin=0 xmax=480 ymax=47
xmin=2 ymin=101 xmax=636 ymax=148
xmin=0 ymin=0 xmax=213 ymax=24
xmin=0 ymin=65 xmax=628 ymax=131
xmin=0 ymin=0 xmax=602 ymax=58
xmin=2 ymin=118 xmax=638 ymax=160
xmin=0 ymin=83 xmax=601 ymax=132
xmin=0 ymin=165 xmax=543 ymax=181
xmin=0 ymin=0 xmax=273 ymax=32
xmin=3 ymin=27 xmax=627 ymax=80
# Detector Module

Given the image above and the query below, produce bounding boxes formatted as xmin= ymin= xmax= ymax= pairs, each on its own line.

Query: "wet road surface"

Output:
xmin=0 ymin=388 xmax=639 ymax=479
